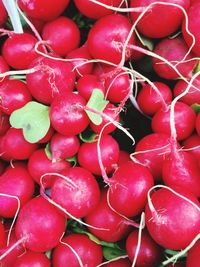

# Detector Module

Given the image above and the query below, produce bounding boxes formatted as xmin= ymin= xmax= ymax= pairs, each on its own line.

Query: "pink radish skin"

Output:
xmin=26 ymin=55 xmax=76 ymax=105
xmin=15 ymin=197 xmax=66 ymax=252
xmin=88 ymin=14 xmax=135 ymax=64
xmin=104 ymin=258 xmax=132 ymax=267
xmin=151 ymin=101 xmax=196 ymax=141
xmin=108 ymin=161 xmax=154 ymax=217
xmin=27 ymin=148 xmax=70 ymax=185
xmin=0 ymin=221 xmax=5 ymax=248
xmin=126 ymin=230 xmax=163 ymax=267
xmin=51 ymin=167 xmax=101 ymax=218
xmin=50 ymin=92 xmax=90 ymax=136
xmin=14 ymin=251 xmax=50 ymax=267
xmin=130 ymin=0 xmax=190 ymax=38
xmin=0 ymin=111 xmax=10 ymax=136
xmin=78 ymin=134 xmax=120 ymax=176
xmin=0 ymin=79 xmax=32 ymax=115
xmin=85 ymin=189 xmax=131 ymax=242
xmin=2 ymin=33 xmax=41 ymax=70
xmin=162 ymin=151 xmax=200 ymax=197
xmin=145 ymin=188 xmax=200 ymax=250
xmin=195 ymin=112 xmax=200 ymax=137
xmin=18 ymin=0 xmax=70 ymax=21
xmin=50 ymin=133 xmax=80 ymax=161
xmin=42 ymin=16 xmax=80 ymax=57
xmin=137 ymin=82 xmax=172 ymax=116
xmin=0 ymin=163 xmax=35 ymax=218
xmin=152 ymin=37 xmax=197 ymax=80
xmin=0 ymin=0 xmax=7 ymax=27
xmin=76 ymin=74 xmax=105 ymax=101
xmin=117 ymin=150 xmax=130 ymax=167
xmin=0 ymin=56 xmax=9 ymax=82
xmin=186 ymin=240 xmax=200 ymax=267
xmin=182 ymin=134 xmax=200 ymax=160
xmin=52 ymin=234 xmax=103 ymax=267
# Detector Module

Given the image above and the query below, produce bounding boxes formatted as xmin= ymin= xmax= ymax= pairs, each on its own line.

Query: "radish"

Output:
xmin=0 ymin=163 xmax=34 ymax=218
xmin=15 ymin=196 xmax=66 ymax=252
xmin=186 ymin=240 xmax=200 ymax=267
xmin=152 ymin=37 xmax=197 ymax=80
xmin=117 ymin=150 xmax=130 ymax=167
xmin=0 ymin=111 xmax=10 ymax=136
xmin=103 ymin=258 xmax=132 ymax=267
xmin=37 ymin=126 xmax=54 ymax=144
xmin=78 ymin=134 xmax=119 ymax=176
xmin=85 ymin=189 xmax=131 ymax=242
xmin=126 ymin=229 xmax=163 ymax=267
xmin=2 ymin=33 xmax=41 ymax=70
xmin=52 ymin=233 xmax=103 ymax=267
xmin=0 ymin=0 xmax=7 ymax=27
xmin=13 ymin=251 xmax=50 ymax=267
xmin=0 ymin=221 xmax=5 ymax=248
xmin=51 ymin=167 xmax=101 ymax=218
xmin=42 ymin=16 xmax=80 ymax=57
xmin=182 ymin=134 xmax=200 ymax=160
xmin=27 ymin=148 xmax=70 ymax=185
xmin=26 ymin=55 xmax=76 ymax=104
xmin=130 ymin=0 xmax=190 ymax=38
xmin=108 ymin=161 xmax=154 ymax=217
xmin=145 ymin=187 xmax=200 ymax=250
xmin=137 ymin=82 xmax=172 ymax=116
xmin=195 ymin=112 xmax=200 ymax=137
xmin=0 ymin=79 xmax=32 ymax=115
xmin=50 ymin=92 xmax=90 ymax=136
xmin=87 ymin=13 xmax=135 ymax=64
xmin=151 ymin=101 xmax=196 ymax=141
xmin=0 ymin=56 xmax=9 ymax=81
xmin=18 ymin=0 xmax=70 ymax=21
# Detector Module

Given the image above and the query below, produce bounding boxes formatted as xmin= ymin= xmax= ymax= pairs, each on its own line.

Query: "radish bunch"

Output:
xmin=0 ymin=0 xmax=199 ymax=266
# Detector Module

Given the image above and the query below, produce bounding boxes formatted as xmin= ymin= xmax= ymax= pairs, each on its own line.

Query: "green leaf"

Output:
xmin=103 ymin=247 xmax=126 ymax=261
xmin=79 ymin=129 xmax=97 ymax=143
xmin=86 ymin=89 xmax=109 ymax=125
xmin=66 ymin=156 xmax=77 ymax=167
xmin=45 ymin=143 xmax=52 ymax=160
xmin=10 ymin=101 xmax=50 ymax=143
xmin=135 ymin=29 xmax=154 ymax=51
xmin=191 ymin=103 xmax=200 ymax=114
xmin=194 ymin=60 xmax=200 ymax=74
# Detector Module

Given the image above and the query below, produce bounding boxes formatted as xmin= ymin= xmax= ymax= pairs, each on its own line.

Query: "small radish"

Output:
xmin=13 ymin=251 xmax=50 ymax=267
xmin=103 ymin=258 xmax=132 ymax=267
xmin=87 ymin=14 xmax=135 ymax=64
xmin=50 ymin=92 xmax=90 ymax=136
xmin=195 ymin=112 xmax=200 ymax=137
xmin=182 ymin=134 xmax=200 ymax=160
xmin=137 ymin=82 xmax=172 ymax=116
xmin=0 ymin=56 xmax=9 ymax=82
xmin=52 ymin=233 xmax=103 ymax=267
xmin=145 ymin=187 xmax=200 ymax=250
xmin=186 ymin=240 xmax=200 ymax=267
xmin=42 ymin=16 xmax=80 ymax=57
xmin=78 ymin=134 xmax=119 ymax=176
xmin=0 ymin=0 xmax=7 ymax=27
xmin=0 ymin=111 xmax=10 ymax=136
xmin=26 ymin=55 xmax=76 ymax=104
xmin=51 ymin=167 xmax=101 ymax=218
xmin=85 ymin=189 xmax=131 ymax=242
xmin=0 ymin=221 xmax=5 ymax=248
xmin=126 ymin=229 xmax=163 ymax=267
xmin=117 ymin=150 xmax=130 ymax=167
xmin=0 ymin=79 xmax=32 ymax=115
xmin=15 ymin=196 xmax=66 ymax=252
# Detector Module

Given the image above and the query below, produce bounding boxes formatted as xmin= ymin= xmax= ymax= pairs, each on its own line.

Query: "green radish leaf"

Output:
xmin=10 ymin=101 xmax=50 ymax=143
xmin=194 ymin=60 xmax=200 ymax=74
xmin=66 ymin=155 xmax=77 ymax=167
xmin=135 ymin=29 xmax=154 ymax=51
xmin=86 ymin=89 xmax=109 ymax=125
xmin=103 ymin=247 xmax=127 ymax=261
xmin=45 ymin=143 xmax=52 ymax=160
xmin=79 ymin=129 xmax=97 ymax=143
xmin=191 ymin=103 xmax=200 ymax=114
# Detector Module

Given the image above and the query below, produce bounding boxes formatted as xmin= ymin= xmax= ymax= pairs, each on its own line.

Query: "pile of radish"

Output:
xmin=0 ymin=0 xmax=200 ymax=266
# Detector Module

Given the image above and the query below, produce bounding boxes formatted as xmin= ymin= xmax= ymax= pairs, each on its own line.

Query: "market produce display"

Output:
xmin=0 ymin=0 xmax=200 ymax=266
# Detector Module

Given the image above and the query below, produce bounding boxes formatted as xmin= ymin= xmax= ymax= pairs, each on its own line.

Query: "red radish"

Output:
xmin=76 ymin=74 xmax=105 ymax=101
xmin=137 ymin=82 xmax=172 ymax=116
xmin=42 ymin=16 xmax=80 ymax=57
xmin=2 ymin=33 xmax=41 ymax=70
xmin=0 ymin=163 xmax=34 ymax=218
xmin=51 ymin=167 xmax=101 ymax=218
xmin=15 ymin=196 xmax=66 ymax=252
xmin=182 ymin=134 xmax=200 ymax=160
xmin=27 ymin=148 xmax=70 ymax=185
xmin=18 ymin=0 xmax=70 ymax=21
xmin=152 ymin=37 xmax=197 ymax=80
xmin=145 ymin=188 xmax=200 ymax=250
xmin=134 ymin=133 xmax=174 ymax=181
xmin=151 ymin=101 xmax=196 ymax=141
xmin=117 ymin=150 xmax=130 ymax=167
xmin=50 ymin=92 xmax=90 ymax=136
xmin=174 ymin=76 xmax=200 ymax=105
xmin=0 ymin=221 xmax=5 ymax=248
xmin=162 ymin=151 xmax=200 ymax=197
xmin=186 ymin=240 xmax=200 ymax=267
xmin=195 ymin=112 xmax=200 ymax=137
xmin=52 ymin=233 xmax=103 ymax=267
xmin=67 ymin=44 xmax=93 ymax=78
xmin=182 ymin=2 xmax=200 ymax=56
xmin=87 ymin=14 xmax=135 ymax=64
xmin=126 ymin=229 xmax=163 ymax=267
xmin=131 ymin=37 xmax=146 ymax=61
xmin=108 ymin=161 xmax=154 ymax=217
xmin=14 ymin=251 xmax=50 ymax=267
xmin=26 ymin=55 xmax=76 ymax=104
xmin=29 ymin=18 xmax=45 ymax=33
xmin=0 ymin=56 xmax=9 ymax=82
xmin=73 ymin=0 xmax=123 ymax=19
xmin=0 ymin=111 xmax=10 ymax=136
xmin=130 ymin=0 xmax=190 ymax=38
xmin=90 ymin=103 xmax=120 ymax=135
xmin=0 ymin=0 xmax=7 ymax=27
xmin=103 ymin=258 xmax=132 ymax=267
xmin=85 ymin=189 xmax=131 ymax=242
xmin=50 ymin=133 xmax=80 ymax=161
xmin=0 ymin=79 xmax=32 ymax=115
xmin=78 ymin=134 xmax=119 ymax=176
xmin=0 ymin=128 xmax=37 ymax=160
